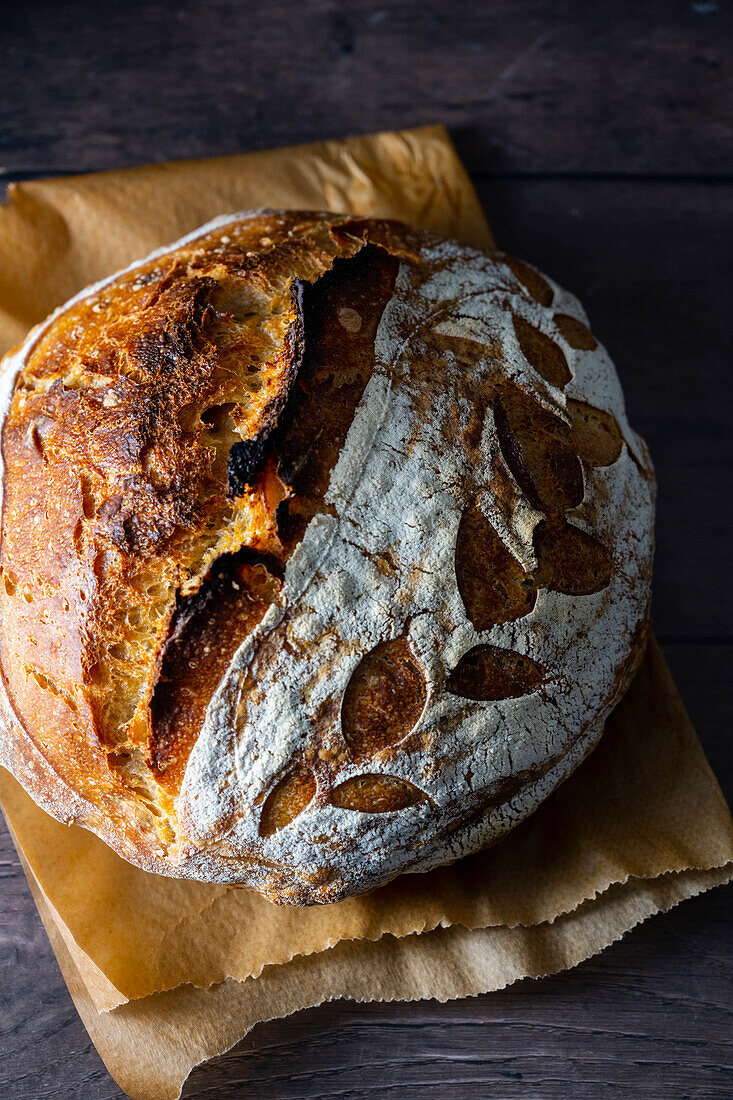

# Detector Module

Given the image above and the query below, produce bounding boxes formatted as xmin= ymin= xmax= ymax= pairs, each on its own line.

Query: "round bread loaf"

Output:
xmin=0 ymin=211 xmax=654 ymax=904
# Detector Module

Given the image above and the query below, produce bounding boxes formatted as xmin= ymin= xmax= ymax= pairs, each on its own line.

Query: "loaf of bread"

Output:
xmin=0 ymin=211 xmax=654 ymax=904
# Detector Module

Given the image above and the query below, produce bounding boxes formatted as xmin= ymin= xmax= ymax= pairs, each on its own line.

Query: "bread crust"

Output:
xmin=0 ymin=212 xmax=654 ymax=903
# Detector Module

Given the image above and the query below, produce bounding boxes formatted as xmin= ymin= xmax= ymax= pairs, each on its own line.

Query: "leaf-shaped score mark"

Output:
xmin=330 ymin=774 xmax=428 ymax=813
xmin=513 ymin=315 xmax=571 ymax=389
xmin=567 ymin=399 xmax=623 ymax=468
xmin=341 ymin=637 xmax=427 ymax=758
xmin=502 ymin=254 xmax=554 ymax=307
xmin=446 ymin=644 xmax=545 ymax=701
xmin=259 ymin=768 xmax=316 ymax=838
xmin=553 ymin=313 xmax=598 ymax=351
xmin=494 ymin=383 xmax=584 ymax=513
xmin=455 ymin=505 xmax=536 ymax=630
xmin=533 ymin=518 xmax=613 ymax=595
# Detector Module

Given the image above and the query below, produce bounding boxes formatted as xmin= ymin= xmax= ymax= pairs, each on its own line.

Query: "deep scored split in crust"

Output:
xmin=0 ymin=212 xmax=655 ymax=903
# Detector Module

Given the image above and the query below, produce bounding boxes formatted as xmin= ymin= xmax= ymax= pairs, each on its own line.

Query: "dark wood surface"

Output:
xmin=1 ymin=2 xmax=731 ymax=1097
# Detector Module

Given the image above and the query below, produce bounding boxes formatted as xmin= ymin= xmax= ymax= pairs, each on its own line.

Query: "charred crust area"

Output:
xmin=273 ymin=244 xmax=400 ymax=550
xmin=150 ymin=551 xmax=281 ymax=792
xmin=226 ymin=435 xmax=267 ymax=497
xmin=0 ymin=210 xmax=652 ymax=900
xmin=0 ymin=212 xmax=405 ymax=827
xmin=226 ymin=278 xmax=307 ymax=496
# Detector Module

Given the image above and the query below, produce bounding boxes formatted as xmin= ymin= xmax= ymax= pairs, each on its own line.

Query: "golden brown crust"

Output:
xmin=0 ymin=211 xmax=368 ymax=853
xmin=0 ymin=212 xmax=417 ymax=863
xmin=0 ymin=211 xmax=655 ymax=901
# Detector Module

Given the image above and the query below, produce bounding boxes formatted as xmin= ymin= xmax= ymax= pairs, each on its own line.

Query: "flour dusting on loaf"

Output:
xmin=0 ymin=212 xmax=654 ymax=903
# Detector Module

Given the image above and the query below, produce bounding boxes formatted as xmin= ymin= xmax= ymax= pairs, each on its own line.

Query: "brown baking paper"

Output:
xmin=1 ymin=126 xmax=731 ymax=1100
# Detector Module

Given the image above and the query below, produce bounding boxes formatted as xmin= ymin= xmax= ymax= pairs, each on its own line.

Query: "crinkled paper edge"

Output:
xmin=20 ymin=833 xmax=731 ymax=1100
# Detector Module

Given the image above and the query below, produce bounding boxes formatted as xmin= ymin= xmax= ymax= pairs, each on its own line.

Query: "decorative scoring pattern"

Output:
xmin=245 ymin=249 xmax=640 ymax=840
xmin=0 ymin=211 xmax=654 ymax=903
xmin=341 ymin=637 xmax=427 ymax=759
xmin=446 ymin=645 xmax=546 ymax=702
xmin=454 ymin=504 xmax=537 ymax=630
xmin=259 ymin=768 xmax=316 ymax=837
xmin=330 ymin=774 xmax=428 ymax=813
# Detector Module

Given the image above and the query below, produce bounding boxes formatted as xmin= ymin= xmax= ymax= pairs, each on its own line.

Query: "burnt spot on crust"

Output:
xmin=446 ymin=644 xmax=545 ymax=701
xmin=226 ymin=279 xmax=307 ymax=496
xmin=455 ymin=504 xmax=536 ymax=629
xmin=259 ymin=768 xmax=317 ymax=837
xmin=493 ymin=382 xmax=584 ymax=513
xmin=0 ymin=209 xmax=651 ymax=900
xmin=329 ymin=774 xmax=428 ymax=813
xmin=226 ymin=434 xmax=268 ymax=496
xmin=341 ymin=636 xmax=427 ymax=758
xmin=148 ymin=244 xmax=399 ymax=796
xmin=533 ymin=518 xmax=614 ymax=595
xmin=513 ymin=315 xmax=571 ymax=389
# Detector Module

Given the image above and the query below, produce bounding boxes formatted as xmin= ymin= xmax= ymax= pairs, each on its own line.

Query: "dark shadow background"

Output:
xmin=1 ymin=2 xmax=731 ymax=1097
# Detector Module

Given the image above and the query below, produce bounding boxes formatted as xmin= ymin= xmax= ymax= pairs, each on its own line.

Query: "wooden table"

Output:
xmin=2 ymin=3 xmax=731 ymax=1096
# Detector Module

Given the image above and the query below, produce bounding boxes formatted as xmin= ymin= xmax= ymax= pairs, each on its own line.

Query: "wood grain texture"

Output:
xmin=2 ymin=820 xmax=732 ymax=1100
xmin=1 ymin=0 xmax=731 ymax=1096
xmin=1 ymin=0 xmax=731 ymax=180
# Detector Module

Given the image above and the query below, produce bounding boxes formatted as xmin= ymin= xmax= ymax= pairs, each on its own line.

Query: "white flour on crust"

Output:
xmin=0 ymin=215 xmax=655 ymax=901
xmin=176 ymin=233 xmax=655 ymax=898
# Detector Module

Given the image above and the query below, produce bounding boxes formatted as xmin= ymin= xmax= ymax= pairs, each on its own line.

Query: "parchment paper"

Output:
xmin=1 ymin=125 xmax=731 ymax=1100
